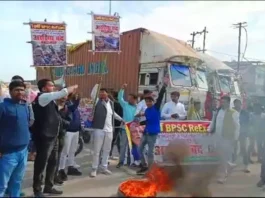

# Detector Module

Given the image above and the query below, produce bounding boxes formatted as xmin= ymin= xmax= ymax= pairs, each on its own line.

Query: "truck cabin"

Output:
xmin=138 ymin=56 xmax=207 ymax=118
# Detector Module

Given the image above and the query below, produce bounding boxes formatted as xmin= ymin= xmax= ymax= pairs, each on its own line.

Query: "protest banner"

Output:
xmin=91 ymin=14 xmax=120 ymax=52
xmin=29 ymin=22 xmax=67 ymax=67
xmin=125 ymin=120 xmax=219 ymax=165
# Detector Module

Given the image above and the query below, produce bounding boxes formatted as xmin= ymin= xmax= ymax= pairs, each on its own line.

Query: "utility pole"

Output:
xmin=109 ymin=0 xmax=112 ymax=15
xmin=190 ymin=27 xmax=208 ymax=52
xmin=233 ymin=22 xmax=247 ymax=73
xmin=202 ymin=26 xmax=208 ymax=53
xmin=190 ymin=31 xmax=201 ymax=49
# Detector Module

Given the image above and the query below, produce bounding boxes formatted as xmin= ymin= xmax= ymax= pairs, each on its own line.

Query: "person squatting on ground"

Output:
xmin=90 ymin=88 xmax=124 ymax=178
xmin=116 ymin=83 xmax=137 ymax=168
xmin=54 ymin=92 xmax=71 ymax=185
xmin=135 ymin=82 xmax=167 ymax=175
xmin=31 ymin=79 xmax=78 ymax=197
xmin=233 ymin=99 xmax=251 ymax=173
xmin=0 ymin=81 xmax=31 ymax=197
xmin=58 ymin=93 xmax=82 ymax=181
xmin=208 ymin=95 xmax=240 ymax=184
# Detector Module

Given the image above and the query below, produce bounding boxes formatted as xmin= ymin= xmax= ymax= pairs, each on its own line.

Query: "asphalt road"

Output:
xmin=22 ymin=143 xmax=265 ymax=197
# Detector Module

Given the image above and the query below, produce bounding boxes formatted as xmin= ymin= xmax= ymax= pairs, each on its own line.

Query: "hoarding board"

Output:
xmin=92 ymin=14 xmax=120 ymax=52
xmin=30 ymin=22 xmax=67 ymax=67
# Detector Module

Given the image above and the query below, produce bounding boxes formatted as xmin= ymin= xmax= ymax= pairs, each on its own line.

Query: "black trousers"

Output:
xmin=33 ymin=136 xmax=58 ymax=193
xmin=110 ymin=128 xmax=121 ymax=156
xmin=55 ymin=136 xmax=65 ymax=175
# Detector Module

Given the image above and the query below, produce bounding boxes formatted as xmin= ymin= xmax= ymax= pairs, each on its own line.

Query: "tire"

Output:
xmin=75 ymin=137 xmax=84 ymax=156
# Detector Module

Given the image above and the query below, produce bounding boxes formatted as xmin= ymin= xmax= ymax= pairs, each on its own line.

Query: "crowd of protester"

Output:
xmin=0 ymin=74 xmax=265 ymax=197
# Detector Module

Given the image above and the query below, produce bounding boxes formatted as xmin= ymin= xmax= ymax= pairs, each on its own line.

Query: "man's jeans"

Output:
xmin=260 ymin=147 xmax=265 ymax=181
xmin=0 ymin=147 xmax=28 ymax=197
xmin=139 ymin=133 xmax=157 ymax=167
xmin=92 ymin=130 xmax=113 ymax=170
xmin=239 ymin=135 xmax=250 ymax=166
xmin=119 ymin=129 xmax=129 ymax=164
xmin=256 ymin=134 xmax=265 ymax=161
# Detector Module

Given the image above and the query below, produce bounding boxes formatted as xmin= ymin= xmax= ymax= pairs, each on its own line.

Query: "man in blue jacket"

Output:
xmin=0 ymin=80 xmax=30 ymax=197
xmin=116 ymin=83 xmax=137 ymax=168
xmin=135 ymin=82 xmax=167 ymax=175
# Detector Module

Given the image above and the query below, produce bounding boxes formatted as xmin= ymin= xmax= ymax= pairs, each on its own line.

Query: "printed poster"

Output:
xmin=92 ymin=14 xmax=120 ymax=52
xmin=125 ymin=120 xmax=219 ymax=165
xmin=30 ymin=22 xmax=67 ymax=67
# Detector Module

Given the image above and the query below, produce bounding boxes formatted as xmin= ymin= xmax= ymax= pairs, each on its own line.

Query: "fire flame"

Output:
xmin=119 ymin=164 xmax=174 ymax=197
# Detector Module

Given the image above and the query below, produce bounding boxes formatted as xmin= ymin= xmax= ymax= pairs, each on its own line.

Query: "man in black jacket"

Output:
xmin=31 ymin=79 xmax=77 ymax=197
xmin=54 ymin=92 xmax=72 ymax=185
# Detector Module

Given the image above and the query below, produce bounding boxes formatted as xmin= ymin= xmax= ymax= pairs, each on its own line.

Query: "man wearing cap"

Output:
xmin=161 ymin=91 xmax=186 ymax=120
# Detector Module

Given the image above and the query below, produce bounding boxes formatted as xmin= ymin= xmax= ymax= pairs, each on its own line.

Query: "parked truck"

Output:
xmin=197 ymin=52 xmax=243 ymax=120
xmin=137 ymin=29 xmax=208 ymax=118
xmin=38 ymin=28 xmax=243 ymax=119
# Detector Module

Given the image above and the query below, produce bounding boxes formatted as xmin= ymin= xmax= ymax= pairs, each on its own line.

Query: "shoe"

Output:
xmin=227 ymin=161 xmax=237 ymax=168
xmin=109 ymin=156 xmax=118 ymax=160
xmin=249 ymin=159 xmax=254 ymax=164
xmin=54 ymin=176 xmax=64 ymax=186
xmin=43 ymin=187 xmax=63 ymax=195
xmin=34 ymin=191 xmax=45 ymax=197
xmin=257 ymin=180 xmax=265 ymax=188
xmin=67 ymin=166 xmax=82 ymax=176
xmin=136 ymin=167 xmax=148 ymax=175
xmin=217 ymin=177 xmax=227 ymax=184
xmin=116 ymin=163 xmax=123 ymax=168
xmin=101 ymin=168 xmax=112 ymax=175
xmin=90 ymin=169 xmax=97 ymax=177
xmin=243 ymin=165 xmax=250 ymax=173
xmin=58 ymin=169 xmax=68 ymax=181
xmin=73 ymin=162 xmax=80 ymax=169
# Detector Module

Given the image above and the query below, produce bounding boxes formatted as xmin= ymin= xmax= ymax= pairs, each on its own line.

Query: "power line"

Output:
xmin=242 ymin=26 xmax=248 ymax=60
xmin=207 ymin=49 xmax=265 ymax=62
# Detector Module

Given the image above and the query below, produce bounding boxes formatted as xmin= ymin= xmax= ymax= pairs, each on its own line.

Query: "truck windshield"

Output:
xmin=170 ymin=64 xmax=191 ymax=87
xmin=196 ymin=70 xmax=208 ymax=89
xmin=233 ymin=81 xmax=241 ymax=95
xmin=218 ymin=75 xmax=235 ymax=94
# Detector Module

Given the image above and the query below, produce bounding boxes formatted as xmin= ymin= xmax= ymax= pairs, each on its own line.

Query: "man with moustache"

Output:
xmin=31 ymin=79 xmax=78 ymax=197
xmin=90 ymin=88 xmax=124 ymax=178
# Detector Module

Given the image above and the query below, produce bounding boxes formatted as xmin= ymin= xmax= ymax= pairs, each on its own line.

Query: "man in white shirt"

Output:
xmin=208 ymin=95 xmax=240 ymax=184
xmin=90 ymin=88 xmax=124 ymax=178
xmin=161 ymin=91 xmax=186 ymax=120
xmin=135 ymin=90 xmax=152 ymax=121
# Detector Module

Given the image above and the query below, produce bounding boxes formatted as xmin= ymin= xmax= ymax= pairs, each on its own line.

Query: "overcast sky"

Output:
xmin=1 ymin=1 xmax=265 ymax=81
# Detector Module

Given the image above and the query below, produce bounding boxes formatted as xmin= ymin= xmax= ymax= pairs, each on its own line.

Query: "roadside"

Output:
xmin=22 ymin=160 xmax=265 ymax=197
